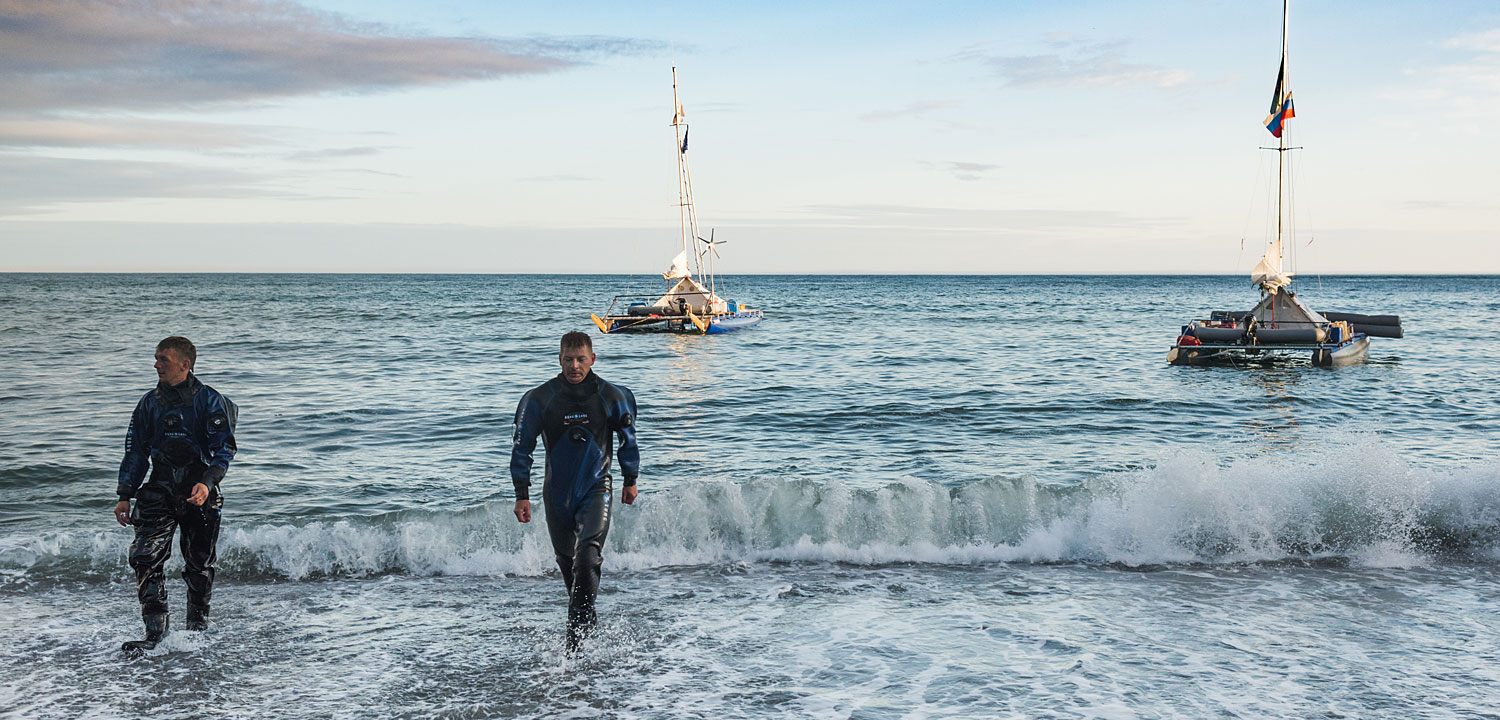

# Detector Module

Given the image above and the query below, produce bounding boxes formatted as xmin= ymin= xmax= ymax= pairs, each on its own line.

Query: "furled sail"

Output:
xmin=663 ymin=250 xmax=691 ymax=279
xmin=1251 ymin=238 xmax=1291 ymax=291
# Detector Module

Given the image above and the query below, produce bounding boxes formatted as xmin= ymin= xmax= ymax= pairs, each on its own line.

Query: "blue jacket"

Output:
xmin=510 ymin=372 xmax=638 ymax=504
xmin=117 ymin=374 xmax=237 ymax=500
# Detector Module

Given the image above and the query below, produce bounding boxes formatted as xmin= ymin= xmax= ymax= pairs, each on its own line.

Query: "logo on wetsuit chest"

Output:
xmin=564 ymin=412 xmax=592 ymax=443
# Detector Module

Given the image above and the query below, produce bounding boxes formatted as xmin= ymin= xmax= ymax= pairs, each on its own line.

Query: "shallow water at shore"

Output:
xmin=2 ymin=273 xmax=1497 ymax=717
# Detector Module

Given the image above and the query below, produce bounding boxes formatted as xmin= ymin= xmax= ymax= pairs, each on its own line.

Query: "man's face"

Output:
xmin=154 ymin=348 xmax=191 ymax=386
xmin=559 ymin=346 xmax=595 ymax=384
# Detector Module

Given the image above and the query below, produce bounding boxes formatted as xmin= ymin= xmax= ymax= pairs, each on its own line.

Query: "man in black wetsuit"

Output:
xmin=511 ymin=331 xmax=639 ymax=649
xmin=113 ymin=336 xmax=237 ymax=651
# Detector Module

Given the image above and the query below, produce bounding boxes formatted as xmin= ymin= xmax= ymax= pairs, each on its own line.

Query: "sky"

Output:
xmin=1 ymin=0 xmax=1497 ymax=274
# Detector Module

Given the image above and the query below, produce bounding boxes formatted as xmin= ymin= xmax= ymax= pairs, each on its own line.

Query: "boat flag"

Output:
xmin=1263 ymin=61 xmax=1295 ymax=137
xmin=1264 ymin=92 xmax=1294 ymax=137
xmin=681 ymin=126 xmax=689 ymax=154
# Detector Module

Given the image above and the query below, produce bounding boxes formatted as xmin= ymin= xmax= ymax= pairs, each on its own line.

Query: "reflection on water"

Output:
xmin=1241 ymin=368 xmax=1306 ymax=452
xmin=652 ymin=333 xmax=728 ymax=468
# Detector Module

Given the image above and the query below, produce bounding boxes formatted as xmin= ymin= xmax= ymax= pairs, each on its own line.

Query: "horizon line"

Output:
xmin=3 ymin=271 xmax=1496 ymax=277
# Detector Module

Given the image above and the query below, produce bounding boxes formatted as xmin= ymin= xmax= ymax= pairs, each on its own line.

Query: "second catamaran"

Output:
xmin=590 ymin=68 xmax=763 ymax=335
xmin=1167 ymin=0 xmax=1402 ymax=366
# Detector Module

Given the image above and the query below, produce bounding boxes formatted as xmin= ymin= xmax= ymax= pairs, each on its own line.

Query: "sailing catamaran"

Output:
xmin=1168 ymin=0 xmax=1402 ymax=367
xmin=590 ymin=68 xmax=764 ymax=335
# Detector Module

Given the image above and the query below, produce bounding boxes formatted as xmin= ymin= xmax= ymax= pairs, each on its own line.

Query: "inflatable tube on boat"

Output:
xmin=629 ymin=304 xmax=688 ymax=317
xmin=1255 ymin=327 xmax=1325 ymax=344
xmin=1320 ymin=312 xmax=1401 ymax=326
xmin=1191 ymin=327 xmax=1246 ymax=343
xmin=1352 ymin=323 xmax=1403 ymax=339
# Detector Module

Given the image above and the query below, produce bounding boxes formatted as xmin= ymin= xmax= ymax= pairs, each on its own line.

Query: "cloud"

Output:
xmin=921 ymin=160 xmax=999 ymax=182
xmin=516 ymin=174 xmax=601 ymax=182
xmin=0 ymin=0 xmax=661 ymax=113
xmin=860 ymin=100 xmax=961 ymax=122
xmin=1403 ymin=199 xmax=1495 ymax=211
xmin=286 ymin=146 xmax=385 ymax=161
xmin=0 ymin=115 xmax=274 ymax=149
xmin=1444 ymin=29 xmax=1500 ymax=53
xmin=1435 ymin=28 xmax=1500 ymax=94
xmin=782 ymin=203 xmax=1181 ymax=232
xmin=968 ymin=39 xmax=1193 ymax=89
xmin=0 ymin=153 xmax=280 ymax=214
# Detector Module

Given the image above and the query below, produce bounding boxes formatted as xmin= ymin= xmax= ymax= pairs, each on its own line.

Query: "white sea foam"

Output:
xmin=4 ymin=439 xmax=1498 ymax=582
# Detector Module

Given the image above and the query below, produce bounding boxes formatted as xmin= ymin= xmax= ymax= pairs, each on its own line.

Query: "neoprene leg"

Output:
xmin=543 ymin=480 xmax=579 ymax=594
xmin=555 ymin=555 xmax=575 ymax=593
xmin=179 ymin=491 xmax=222 ymax=615
xmin=128 ymin=499 xmax=176 ymax=618
xmin=566 ymin=482 xmax=612 ymax=641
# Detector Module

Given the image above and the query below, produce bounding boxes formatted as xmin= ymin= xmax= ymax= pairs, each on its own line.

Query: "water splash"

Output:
xmin=4 ymin=440 xmax=1497 ymax=585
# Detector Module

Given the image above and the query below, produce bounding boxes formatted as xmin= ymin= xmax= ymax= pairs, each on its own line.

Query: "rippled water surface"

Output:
xmin=1 ymin=273 xmax=1498 ymax=718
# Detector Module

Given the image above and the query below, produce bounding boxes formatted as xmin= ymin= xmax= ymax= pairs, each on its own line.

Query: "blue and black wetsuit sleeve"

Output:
xmin=199 ymin=390 xmax=238 ymax=489
xmin=509 ymin=389 xmax=544 ymax=501
xmin=615 ymin=387 xmax=640 ymax=486
xmin=117 ymin=394 xmax=152 ymax=500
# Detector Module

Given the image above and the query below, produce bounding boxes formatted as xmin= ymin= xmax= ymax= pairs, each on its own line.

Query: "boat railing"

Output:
xmin=602 ymin=292 xmax=724 ymax=316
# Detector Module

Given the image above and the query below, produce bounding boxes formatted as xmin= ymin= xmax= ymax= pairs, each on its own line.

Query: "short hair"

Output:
xmin=560 ymin=331 xmax=593 ymax=354
xmin=156 ymin=336 xmax=197 ymax=366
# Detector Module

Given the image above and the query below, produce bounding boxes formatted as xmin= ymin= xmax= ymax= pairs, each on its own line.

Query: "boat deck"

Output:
xmin=592 ymin=308 xmax=763 ymax=335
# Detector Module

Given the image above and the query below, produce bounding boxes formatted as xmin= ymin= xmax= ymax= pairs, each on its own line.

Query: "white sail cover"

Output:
xmin=653 ymin=275 xmax=725 ymax=314
xmin=1251 ymin=287 xmax=1326 ymax=327
xmin=663 ymin=251 xmax=691 ymax=279
xmin=1251 ymin=238 xmax=1292 ymax=291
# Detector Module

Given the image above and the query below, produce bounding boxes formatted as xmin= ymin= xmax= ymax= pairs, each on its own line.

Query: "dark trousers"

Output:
xmin=128 ymin=481 xmax=222 ymax=618
xmin=544 ymin=479 xmax=612 ymax=641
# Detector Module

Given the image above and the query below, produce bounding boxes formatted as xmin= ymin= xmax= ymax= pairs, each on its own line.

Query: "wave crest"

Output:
xmin=4 ymin=442 xmax=1498 ymax=585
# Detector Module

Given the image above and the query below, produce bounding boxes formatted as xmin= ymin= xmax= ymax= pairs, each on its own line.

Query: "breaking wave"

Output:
xmin=4 ymin=441 xmax=1498 ymax=586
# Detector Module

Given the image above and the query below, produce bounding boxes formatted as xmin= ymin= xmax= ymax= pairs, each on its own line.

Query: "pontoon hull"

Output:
xmin=706 ymin=310 xmax=763 ymax=334
xmin=1315 ymin=335 xmax=1369 ymax=366
xmin=1167 ymin=334 xmax=1369 ymax=367
xmin=592 ymin=309 xmax=763 ymax=335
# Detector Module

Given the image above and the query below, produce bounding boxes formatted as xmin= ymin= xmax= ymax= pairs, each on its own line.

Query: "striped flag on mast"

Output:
xmin=1263 ymin=61 xmax=1296 ymax=137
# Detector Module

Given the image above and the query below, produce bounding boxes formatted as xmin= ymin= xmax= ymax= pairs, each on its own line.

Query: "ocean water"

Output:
xmin=1 ymin=273 xmax=1497 ymax=719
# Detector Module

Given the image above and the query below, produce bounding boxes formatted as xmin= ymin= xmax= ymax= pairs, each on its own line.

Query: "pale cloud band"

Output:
xmin=0 ymin=0 xmax=660 ymax=113
xmin=961 ymin=38 xmax=1193 ymax=89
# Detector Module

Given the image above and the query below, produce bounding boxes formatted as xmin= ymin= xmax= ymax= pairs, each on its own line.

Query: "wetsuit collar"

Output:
xmin=557 ymin=371 xmax=600 ymax=390
xmin=155 ymin=373 xmax=202 ymax=408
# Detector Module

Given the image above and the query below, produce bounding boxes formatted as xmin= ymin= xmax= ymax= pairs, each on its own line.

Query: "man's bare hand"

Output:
xmin=622 ymin=485 xmax=638 ymax=505
xmin=114 ymin=500 xmax=131 ymax=526
xmin=514 ymin=500 xmax=532 ymax=523
xmin=187 ymin=482 xmax=210 ymax=506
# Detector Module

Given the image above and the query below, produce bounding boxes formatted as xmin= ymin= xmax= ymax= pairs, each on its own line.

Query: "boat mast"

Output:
xmin=1253 ymin=0 xmax=1297 ymax=299
xmin=671 ymin=68 xmax=705 ymax=286
xmin=1274 ymin=0 xmax=1288 ymax=288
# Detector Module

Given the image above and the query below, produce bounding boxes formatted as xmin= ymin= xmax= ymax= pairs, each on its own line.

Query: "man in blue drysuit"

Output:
xmin=510 ymin=331 xmax=639 ymax=650
xmin=114 ymin=336 xmax=237 ymax=652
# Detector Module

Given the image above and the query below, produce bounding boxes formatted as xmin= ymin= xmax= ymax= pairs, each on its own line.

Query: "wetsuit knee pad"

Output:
xmin=129 ymin=532 xmax=171 ymax=568
xmin=576 ymin=542 xmax=603 ymax=570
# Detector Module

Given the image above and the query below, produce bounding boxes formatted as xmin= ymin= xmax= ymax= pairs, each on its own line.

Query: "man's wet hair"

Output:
xmin=156 ymin=336 xmax=197 ymax=366
xmin=560 ymin=331 xmax=593 ymax=354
